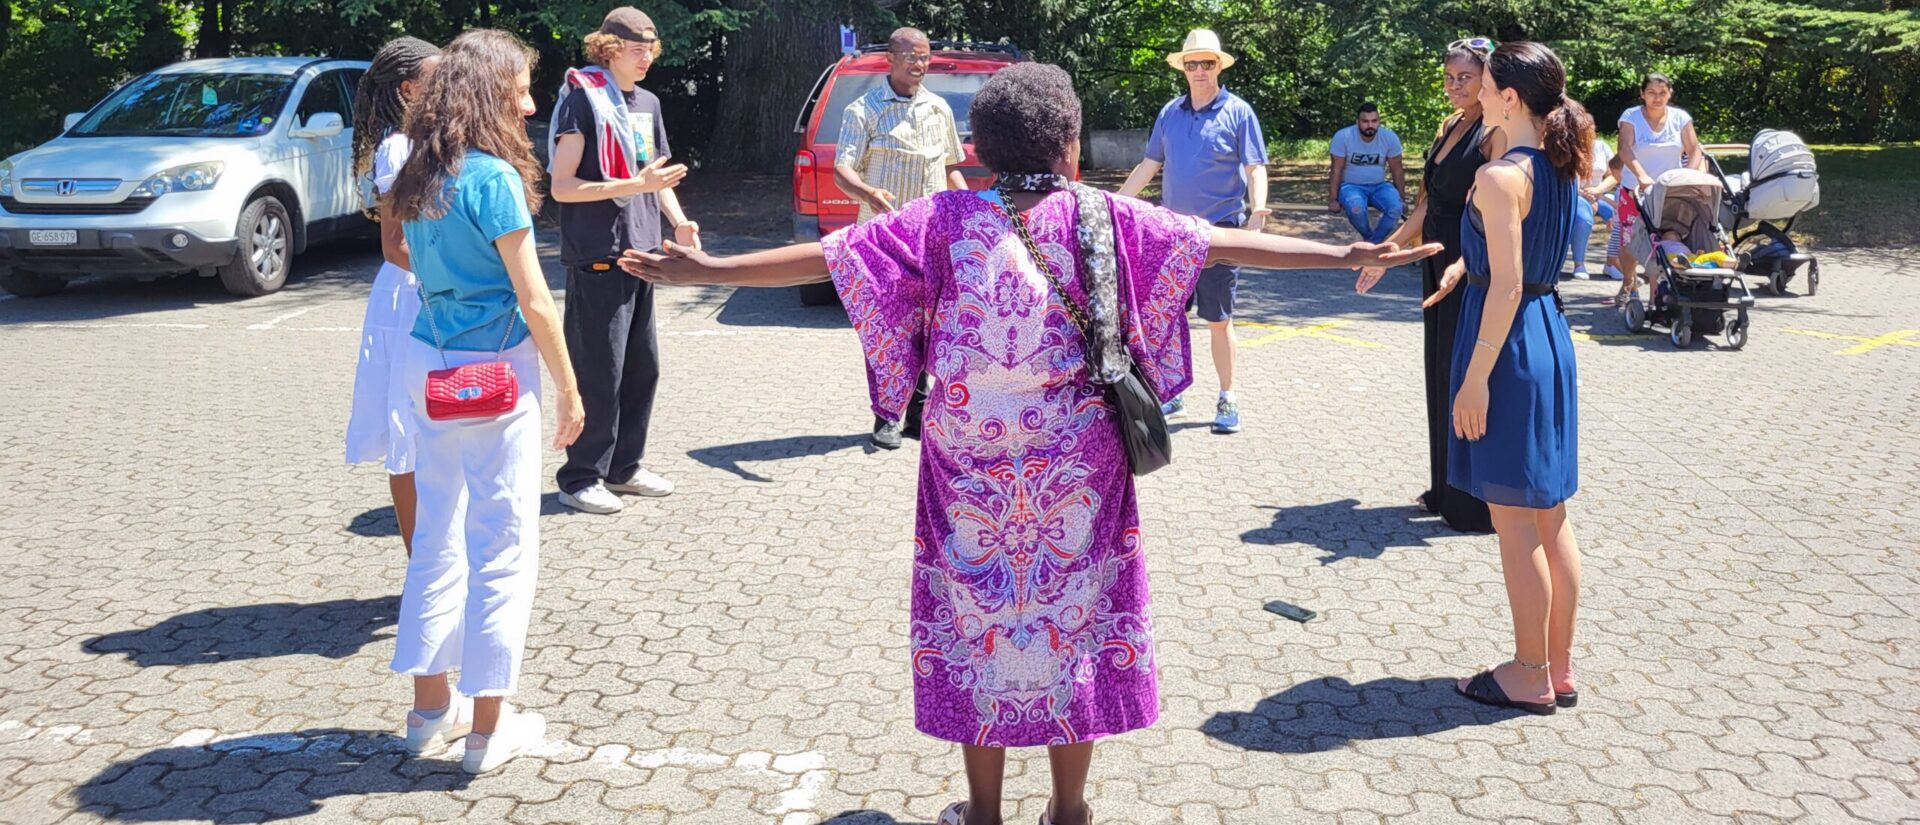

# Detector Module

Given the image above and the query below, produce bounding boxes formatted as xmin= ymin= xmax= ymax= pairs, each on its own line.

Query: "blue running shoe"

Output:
xmin=1212 ymin=398 xmax=1241 ymax=434
xmin=1160 ymin=395 xmax=1185 ymax=417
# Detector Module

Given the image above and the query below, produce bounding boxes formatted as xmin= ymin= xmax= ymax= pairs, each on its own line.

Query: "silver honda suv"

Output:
xmin=0 ymin=56 xmax=372 ymax=298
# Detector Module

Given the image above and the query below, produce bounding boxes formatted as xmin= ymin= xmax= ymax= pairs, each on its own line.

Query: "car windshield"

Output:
xmin=813 ymin=72 xmax=992 ymax=145
xmin=70 ymin=73 xmax=293 ymax=138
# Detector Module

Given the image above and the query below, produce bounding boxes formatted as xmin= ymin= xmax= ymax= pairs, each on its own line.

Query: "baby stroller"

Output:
xmin=1710 ymin=131 xmax=1822 ymax=295
xmin=1622 ymin=168 xmax=1757 ymax=349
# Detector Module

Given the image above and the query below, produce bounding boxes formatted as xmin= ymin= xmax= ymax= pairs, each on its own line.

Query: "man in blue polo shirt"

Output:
xmin=1118 ymin=28 xmax=1269 ymax=435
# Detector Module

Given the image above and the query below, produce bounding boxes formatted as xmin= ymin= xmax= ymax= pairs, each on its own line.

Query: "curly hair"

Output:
xmin=969 ymin=62 xmax=1081 ymax=176
xmin=351 ymin=36 xmax=440 ymax=183
xmin=585 ymin=30 xmax=662 ymax=66
xmin=388 ymin=29 xmax=544 ymax=222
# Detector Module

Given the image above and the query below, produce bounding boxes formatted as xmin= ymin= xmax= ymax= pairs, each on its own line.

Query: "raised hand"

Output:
xmin=620 ymin=241 xmax=722 ymax=286
xmin=1354 ymin=265 xmax=1388 ymax=294
xmin=1346 ymin=241 xmax=1444 ymax=270
xmin=630 ymin=157 xmax=689 ymax=194
xmin=1422 ymin=258 xmax=1467 ymax=308
xmin=674 ymin=220 xmax=702 ymax=251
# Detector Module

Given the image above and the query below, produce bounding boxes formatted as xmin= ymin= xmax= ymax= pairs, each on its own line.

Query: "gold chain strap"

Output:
xmin=990 ymin=193 xmax=1094 ymax=336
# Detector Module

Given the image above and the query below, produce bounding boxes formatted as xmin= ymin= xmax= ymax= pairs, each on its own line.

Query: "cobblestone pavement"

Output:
xmin=1 ymin=236 xmax=1915 ymax=825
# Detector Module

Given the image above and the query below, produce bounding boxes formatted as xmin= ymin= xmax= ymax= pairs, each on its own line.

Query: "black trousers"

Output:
xmin=557 ymin=263 xmax=660 ymax=494
xmin=1422 ymin=247 xmax=1494 ymax=533
xmin=878 ymin=374 xmax=932 ymax=437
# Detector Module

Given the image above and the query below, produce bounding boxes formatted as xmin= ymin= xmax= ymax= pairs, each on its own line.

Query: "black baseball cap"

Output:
xmin=599 ymin=7 xmax=656 ymax=42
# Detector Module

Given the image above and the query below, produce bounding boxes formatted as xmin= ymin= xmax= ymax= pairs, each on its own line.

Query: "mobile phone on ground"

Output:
xmin=1263 ymin=600 xmax=1317 ymax=623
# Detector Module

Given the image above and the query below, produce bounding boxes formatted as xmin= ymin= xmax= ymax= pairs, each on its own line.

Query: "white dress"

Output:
xmin=344 ymin=134 xmax=421 ymax=474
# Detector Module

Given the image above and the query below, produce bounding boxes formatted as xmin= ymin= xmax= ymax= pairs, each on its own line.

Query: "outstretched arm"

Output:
xmin=621 ymin=241 xmax=829 ymax=288
xmin=1206 ymin=227 xmax=1441 ymax=271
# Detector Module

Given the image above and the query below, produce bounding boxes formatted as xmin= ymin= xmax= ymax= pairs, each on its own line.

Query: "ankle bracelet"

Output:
xmin=1512 ymin=658 xmax=1551 ymax=671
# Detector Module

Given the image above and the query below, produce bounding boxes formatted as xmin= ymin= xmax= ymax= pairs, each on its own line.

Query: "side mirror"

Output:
xmin=292 ymin=112 xmax=344 ymax=139
xmin=63 ymin=113 xmax=84 ymax=131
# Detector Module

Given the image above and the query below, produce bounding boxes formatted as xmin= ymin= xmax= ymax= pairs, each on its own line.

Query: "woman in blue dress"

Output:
xmin=1425 ymin=41 xmax=1592 ymax=716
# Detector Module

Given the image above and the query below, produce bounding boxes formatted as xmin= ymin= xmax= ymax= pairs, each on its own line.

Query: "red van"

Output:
xmin=790 ymin=42 xmax=1022 ymax=302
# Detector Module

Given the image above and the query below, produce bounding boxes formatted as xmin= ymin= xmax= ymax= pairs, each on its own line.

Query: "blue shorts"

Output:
xmin=1194 ymin=263 xmax=1239 ymax=322
xmin=1191 ymin=216 xmax=1243 ymax=322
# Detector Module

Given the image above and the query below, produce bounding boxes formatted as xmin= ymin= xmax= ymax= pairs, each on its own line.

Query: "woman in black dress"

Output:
xmin=1355 ymin=38 xmax=1502 ymax=533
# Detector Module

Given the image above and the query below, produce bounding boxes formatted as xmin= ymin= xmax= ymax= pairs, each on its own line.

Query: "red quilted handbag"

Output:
xmin=425 ymin=360 xmax=519 ymax=421
xmin=420 ymin=295 xmax=521 ymax=422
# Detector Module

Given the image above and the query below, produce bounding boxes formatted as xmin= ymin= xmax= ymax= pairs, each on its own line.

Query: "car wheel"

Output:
xmin=218 ymin=195 xmax=293 ymax=297
xmin=0 ymin=270 xmax=67 ymax=298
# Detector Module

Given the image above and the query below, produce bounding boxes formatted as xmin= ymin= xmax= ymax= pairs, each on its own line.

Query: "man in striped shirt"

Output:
xmin=834 ymin=26 xmax=965 ymax=448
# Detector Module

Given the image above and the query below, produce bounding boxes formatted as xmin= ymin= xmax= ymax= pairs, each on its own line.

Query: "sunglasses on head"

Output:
xmin=1183 ymin=59 xmax=1219 ymax=71
xmin=1449 ymin=37 xmax=1495 ymax=54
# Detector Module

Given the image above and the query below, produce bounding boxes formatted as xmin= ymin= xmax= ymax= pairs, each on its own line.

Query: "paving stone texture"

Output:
xmin=0 ymin=236 xmax=1915 ymax=825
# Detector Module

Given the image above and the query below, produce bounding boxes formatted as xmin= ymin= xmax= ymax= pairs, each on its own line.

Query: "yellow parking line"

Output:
xmin=1783 ymin=328 xmax=1920 ymax=355
xmin=1571 ymin=330 xmax=1638 ymax=342
xmin=1237 ymin=320 xmax=1388 ymax=349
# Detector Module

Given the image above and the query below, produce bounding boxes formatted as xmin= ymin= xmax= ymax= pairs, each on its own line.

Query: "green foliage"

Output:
xmin=1 ymin=0 xmax=1916 ymax=159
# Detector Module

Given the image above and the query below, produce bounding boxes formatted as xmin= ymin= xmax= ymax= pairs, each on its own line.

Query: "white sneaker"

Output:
xmin=607 ymin=469 xmax=674 ymax=497
xmin=1571 ymin=269 xmax=1591 ymax=280
xmin=560 ymin=482 xmax=624 ymax=514
xmin=403 ymin=696 xmax=473 ymax=754
xmin=461 ymin=706 xmax=546 ymax=774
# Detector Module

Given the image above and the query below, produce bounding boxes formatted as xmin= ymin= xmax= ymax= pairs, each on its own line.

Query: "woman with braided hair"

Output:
xmin=344 ymin=36 xmax=441 ymax=556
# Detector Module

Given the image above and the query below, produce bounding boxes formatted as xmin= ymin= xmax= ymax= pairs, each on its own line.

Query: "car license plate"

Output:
xmin=28 ymin=230 xmax=77 ymax=246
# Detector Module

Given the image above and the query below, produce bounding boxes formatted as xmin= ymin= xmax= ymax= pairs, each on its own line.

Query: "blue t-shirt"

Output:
xmin=406 ymin=152 xmax=535 ymax=352
xmin=1330 ymin=125 xmax=1403 ymax=187
xmin=1144 ymin=89 xmax=1269 ymax=224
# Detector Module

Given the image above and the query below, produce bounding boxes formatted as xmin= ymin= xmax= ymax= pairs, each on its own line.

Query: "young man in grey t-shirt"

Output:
xmin=1327 ymin=102 xmax=1406 ymax=243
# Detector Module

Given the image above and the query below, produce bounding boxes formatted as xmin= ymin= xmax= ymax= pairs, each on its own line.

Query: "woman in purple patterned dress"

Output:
xmin=623 ymin=64 xmax=1438 ymax=825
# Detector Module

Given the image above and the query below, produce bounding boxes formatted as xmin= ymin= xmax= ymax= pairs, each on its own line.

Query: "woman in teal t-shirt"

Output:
xmin=382 ymin=29 xmax=585 ymax=776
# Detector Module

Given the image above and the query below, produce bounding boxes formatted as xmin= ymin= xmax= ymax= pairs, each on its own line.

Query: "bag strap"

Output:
xmin=988 ymin=187 xmax=1135 ymax=384
xmin=417 ymin=285 xmax=518 ymax=370
xmin=989 ymin=190 xmax=1093 ymax=331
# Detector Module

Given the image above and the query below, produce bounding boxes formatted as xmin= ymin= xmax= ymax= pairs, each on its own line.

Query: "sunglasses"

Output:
xmin=891 ymin=52 xmax=933 ymax=64
xmin=1183 ymin=59 xmax=1219 ymax=71
xmin=1449 ymin=37 xmax=1495 ymax=54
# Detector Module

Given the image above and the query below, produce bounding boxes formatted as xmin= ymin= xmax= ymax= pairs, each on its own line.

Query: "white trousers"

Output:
xmin=390 ymin=336 xmax=542 ymax=697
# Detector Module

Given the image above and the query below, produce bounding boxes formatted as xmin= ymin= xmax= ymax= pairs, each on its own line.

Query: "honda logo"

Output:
xmin=56 ymin=180 xmax=77 ymax=197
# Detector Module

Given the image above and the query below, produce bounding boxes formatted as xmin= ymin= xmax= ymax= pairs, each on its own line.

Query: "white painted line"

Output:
xmin=246 ymin=306 xmax=314 ymax=330
xmin=24 ymin=322 xmax=208 ymax=330
xmin=0 ymin=719 xmax=94 ymax=745
xmin=283 ymin=326 xmax=361 ymax=333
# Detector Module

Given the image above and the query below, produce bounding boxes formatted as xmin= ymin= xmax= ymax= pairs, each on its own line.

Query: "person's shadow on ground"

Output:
xmin=74 ymin=729 xmax=469 ymax=822
xmin=1202 ymin=676 xmax=1528 ymax=753
xmin=1241 ymin=500 xmax=1446 ymax=565
xmin=83 ymin=597 xmax=398 ymax=667
xmin=688 ymin=433 xmax=877 ymax=482
xmin=819 ymin=813 xmax=932 ymax=825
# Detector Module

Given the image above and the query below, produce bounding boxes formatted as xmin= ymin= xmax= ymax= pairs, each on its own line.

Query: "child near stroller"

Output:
xmin=1621 ymin=167 xmax=1757 ymax=349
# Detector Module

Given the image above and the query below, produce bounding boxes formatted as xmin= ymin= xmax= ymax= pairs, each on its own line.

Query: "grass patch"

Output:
xmin=1782 ymin=143 xmax=1918 ymax=249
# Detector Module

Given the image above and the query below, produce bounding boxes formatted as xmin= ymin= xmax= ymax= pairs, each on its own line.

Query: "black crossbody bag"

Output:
xmin=992 ymin=185 xmax=1172 ymax=476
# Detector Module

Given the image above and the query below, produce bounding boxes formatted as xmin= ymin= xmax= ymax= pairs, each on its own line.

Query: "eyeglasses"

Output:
xmin=1449 ymin=37 xmax=1495 ymax=54
xmin=1183 ymin=59 xmax=1218 ymax=71
xmin=891 ymin=52 xmax=933 ymax=64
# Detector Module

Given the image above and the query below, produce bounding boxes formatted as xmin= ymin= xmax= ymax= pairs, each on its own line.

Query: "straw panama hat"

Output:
xmin=1166 ymin=29 xmax=1236 ymax=71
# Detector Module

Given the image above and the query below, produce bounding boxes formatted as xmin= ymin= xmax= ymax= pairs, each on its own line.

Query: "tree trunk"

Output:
xmin=707 ymin=3 xmax=844 ymax=173
xmin=197 ymin=0 xmax=230 ymax=57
